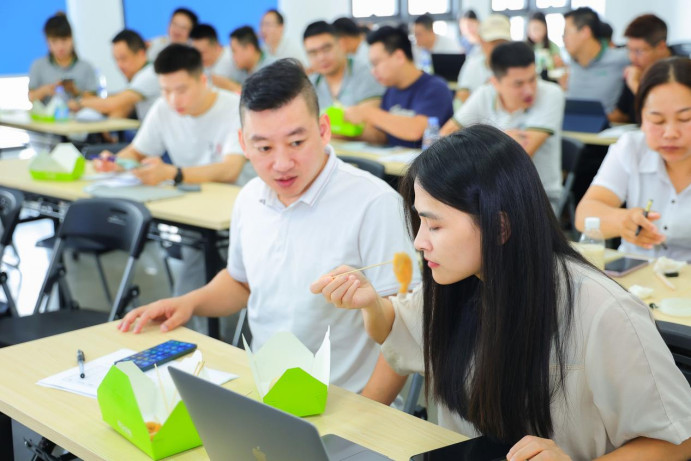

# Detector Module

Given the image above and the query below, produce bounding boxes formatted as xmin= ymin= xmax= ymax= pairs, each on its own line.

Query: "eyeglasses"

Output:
xmin=306 ymin=43 xmax=335 ymax=58
xmin=627 ymin=47 xmax=653 ymax=57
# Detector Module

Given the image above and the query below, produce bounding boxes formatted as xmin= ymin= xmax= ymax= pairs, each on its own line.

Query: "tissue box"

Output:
xmin=97 ymin=362 xmax=202 ymax=460
xmin=29 ymin=143 xmax=85 ymax=181
xmin=243 ymin=329 xmax=330 ymax=417
xmin=325 ymin=105 xmax=364 ymax=137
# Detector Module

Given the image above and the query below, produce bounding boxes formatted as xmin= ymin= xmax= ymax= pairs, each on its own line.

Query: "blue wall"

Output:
xmin=123 ymin=0 xmax=278 ymax=43
xmin=0 ymin=1 xmax=67 ymax=75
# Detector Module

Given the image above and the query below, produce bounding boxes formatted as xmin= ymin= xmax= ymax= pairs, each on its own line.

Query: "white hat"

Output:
xmin=479 ymin=14 xmax=512 ymax=42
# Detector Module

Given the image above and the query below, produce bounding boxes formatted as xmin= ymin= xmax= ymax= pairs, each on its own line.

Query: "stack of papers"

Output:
xmin=37 ymin=348 xmax=237 ymax=399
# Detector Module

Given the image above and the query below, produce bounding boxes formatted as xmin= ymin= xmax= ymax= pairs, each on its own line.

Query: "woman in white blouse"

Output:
xmin=311 ymin=125 xmax=691 ymax=461
xmin=577 ymin=57 xmax=691 ymax=261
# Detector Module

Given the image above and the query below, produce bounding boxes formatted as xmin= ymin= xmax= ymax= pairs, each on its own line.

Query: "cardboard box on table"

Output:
xmin=243 ymin=328 xmax=330 ymax=418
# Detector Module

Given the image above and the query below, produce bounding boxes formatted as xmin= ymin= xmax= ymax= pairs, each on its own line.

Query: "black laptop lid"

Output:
xmin=562 ymin=99 xmax=610 ymax=133
xmin=431 ymin=53 xmax=466 ymax=82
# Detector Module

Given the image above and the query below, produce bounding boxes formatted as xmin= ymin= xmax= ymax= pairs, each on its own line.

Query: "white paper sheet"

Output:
xmin=37 ymin=348 xmax=238 ymax=399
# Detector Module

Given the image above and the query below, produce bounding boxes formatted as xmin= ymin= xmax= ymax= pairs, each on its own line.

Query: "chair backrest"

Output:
xmin=561 ymin=137 xmax=585 ymax=175
xmin=338 ymin=155 xmax=386 ymax=179
xmin=58 ymin=198 xmax=152 ymax=258
xmin=657 ymin=321 xmax=691 ymax=386
xmin=0 ymin=187 xmax=23 ymax=249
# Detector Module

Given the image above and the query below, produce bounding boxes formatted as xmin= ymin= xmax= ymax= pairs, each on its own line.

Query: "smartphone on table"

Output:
xmin=604 ymin=257 xmax=649 ymax=277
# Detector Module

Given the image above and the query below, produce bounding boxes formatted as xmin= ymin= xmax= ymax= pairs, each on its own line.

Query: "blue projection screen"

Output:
xmin=123 ymin=0 xmax=278 ymax=43
xmin=0 ymin=1 xmax=67 ymax=75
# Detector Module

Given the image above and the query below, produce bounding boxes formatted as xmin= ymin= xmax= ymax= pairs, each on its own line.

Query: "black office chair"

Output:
xmin=339 ymin=155 xmax=386 ymax=179
xmin=556 ymin=137 xmax=585 ymax=228
xmin=657 ymin=321 xmax=691 ymax=386
xmin=0 ymin=198 xmax=152 ymax=347
xmin=0 ymin=187 xmax=23 ymax=319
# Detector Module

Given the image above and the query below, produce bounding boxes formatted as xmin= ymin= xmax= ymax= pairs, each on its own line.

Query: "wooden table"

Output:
xmin=0 ymin=323 xmax=465 ymax=460
xmin=0 ymin=157 xmax=239 ymax=339
xmin=607 ymin=252 xmax=691 ymax=327
xmin=0 ymin=111 xmax=140 ymax=136
xmin=0 ymin=158 xmax=238 ymax=231
xmin=563 ymin=130 xmax=619 ymax=147
xmin=331 ymin=140 xmax=414 ymax=177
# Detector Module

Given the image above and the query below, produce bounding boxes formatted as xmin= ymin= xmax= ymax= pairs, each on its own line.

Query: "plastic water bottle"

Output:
xmin=422 ymin=117 xmax=440 ymax=150
xmin=578 ymin=217 xmax=605 ymax=270
xmin=420 ymin=50 xmax=433 ymax=74
xmin=53 ymin=85 xmax=70 ymax=122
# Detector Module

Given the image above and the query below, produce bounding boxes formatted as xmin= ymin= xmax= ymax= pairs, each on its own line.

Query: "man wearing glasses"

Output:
xmin=303 ymin=21 xmax=383 ymax=111
xmin=609 ymin=14 xmax=678 ymax=123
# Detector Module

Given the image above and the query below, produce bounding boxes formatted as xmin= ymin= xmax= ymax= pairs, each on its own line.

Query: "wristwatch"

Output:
xmin=173 ymin=167 xmax=184 ymax=185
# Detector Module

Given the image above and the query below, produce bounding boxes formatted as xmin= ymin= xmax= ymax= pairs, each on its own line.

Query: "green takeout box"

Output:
xmin=243 ymin=328 xmax=330 ymax=418
xmin=325 ymin=105 xmax=364 ymax=137
xmin=29 ymin=143 xmax=85 ymax=181
xmin=97 ymin=362 xmax=202 ymax=460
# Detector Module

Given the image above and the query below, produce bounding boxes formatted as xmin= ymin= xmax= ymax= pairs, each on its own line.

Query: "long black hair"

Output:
xmin=399 ymin=125 xmax=589 ymax=444
xmin=526 ymin=12 xmax=550 ymax=49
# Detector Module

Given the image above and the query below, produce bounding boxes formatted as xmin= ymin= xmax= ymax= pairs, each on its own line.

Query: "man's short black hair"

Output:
xmin=154 ymin=44 xmax=203 ymax=76
xmin=44 ymin=13 xmax=72 ymax=38
xmin=564 ymin=7 xmax=601 ymax=38
xmin=230 ymin=26 xmax=260 ymax=51
xmin=240 ymin=58 xmax=319 ymax=123
xmin=415 ymin=14 xmax=434 ymax=30
xmin=490 ymin=41 xmax=536 ymax=79
xmin=172 ymin=7 xmax=198 ymax=28
xmin=332 ymin=17 xmax=360 ymax=38
xmin=303 ymin=20 xmax=337 ymax=41
xmin=112 ymin=29 xmax=147 ymax=54
xmin=367 ymin=25 xmax=413 ymax=61
xmin=598 ymin=22 xmax=613 ymax=42
xmin=264 ymin=9 xmax=284 ymax=25
xmin=461 ymin=9 xmax=478 ymax=20
xmin=625 ymin=14 xmax=668 ymax=47
xmin=189 ymin=24 xmax=219 ymax=44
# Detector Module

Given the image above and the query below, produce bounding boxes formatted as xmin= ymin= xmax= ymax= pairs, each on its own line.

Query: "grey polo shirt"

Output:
xmin=454 ymin=79 xmax=564 ymax=207
xmin=310 ymin=58 xmax=383 ymax=109
xmin=29 ymin=55 xmax=99 ymax=96
xmin=228 ymin=53 xmax=275 ymax=85
xmin=566 ymin=43 xmax=628 ymax=113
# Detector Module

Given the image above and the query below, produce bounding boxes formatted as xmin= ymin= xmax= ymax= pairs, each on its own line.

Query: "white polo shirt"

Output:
xmin=133 ymin=89 xmax=253 ymax=185
xmin=128 ymin=64 xmax=161 ymax=120
xmin=456 ymin=51 xmax=492 ymax=93
xmin=453 ymin=80 xmax=564 ymax=208
xmin=207 ymin=46 xmax=235 ymax=79
xmin=227 ymin=147 xmax=420 ymax=392
xmin=592 ymin=131 xmax=691 ymax=260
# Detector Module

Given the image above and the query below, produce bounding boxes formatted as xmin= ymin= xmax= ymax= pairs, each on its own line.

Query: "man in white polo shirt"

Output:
xmin=94 ymin=44 xmax=252 ymax=297
xmin=442 ymin=41 xmax=564 ymax=211
xmin=119 ymin=59 xmax=419 ymax=402
xmin=189 ymin=24 xmax=236 ymax=89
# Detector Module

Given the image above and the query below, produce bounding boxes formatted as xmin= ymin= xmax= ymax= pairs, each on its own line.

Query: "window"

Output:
xmin=351 ymin=0 xmax=455 ymax=20
xmin=409 ymin=0 xmax=450 ymax=16
xmin=352 ymin=0 xmax=398 ymax=18
xmin=492 ymin=0 xmax=528 ymax=11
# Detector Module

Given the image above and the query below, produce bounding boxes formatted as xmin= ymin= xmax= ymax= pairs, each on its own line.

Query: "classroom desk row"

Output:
xmin=0 ymin=322 xmax=465 ymax=460
xmin=0 ymin=111 xmax=140 ymax=137
xmin=610 ymin=252 xmax=691 ymax=327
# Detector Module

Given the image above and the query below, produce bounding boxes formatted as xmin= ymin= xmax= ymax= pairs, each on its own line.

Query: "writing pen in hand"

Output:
xmin=634 ymin=199 xmax=653 ymax=237
xmin=77 ymin=349 xmax=86 ymax=379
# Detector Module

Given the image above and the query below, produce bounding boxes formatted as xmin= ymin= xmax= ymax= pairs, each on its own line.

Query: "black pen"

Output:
xmin=635 ymin=199 xmax=653 ymax=237
xmin=77 ymin=349 xmax=85 ymax=379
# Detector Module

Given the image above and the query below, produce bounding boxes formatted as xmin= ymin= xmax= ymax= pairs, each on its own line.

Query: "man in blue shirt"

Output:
xmin=344 ymin=25 xmax=454 ymax=148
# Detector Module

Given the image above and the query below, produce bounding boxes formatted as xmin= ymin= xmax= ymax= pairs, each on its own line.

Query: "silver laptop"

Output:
xmin=168 ymin=367 xmax=391 ymax=461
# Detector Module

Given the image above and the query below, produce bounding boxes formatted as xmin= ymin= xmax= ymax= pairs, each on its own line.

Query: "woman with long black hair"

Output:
xmin=311 ymin=124 xmax=691 ymax=460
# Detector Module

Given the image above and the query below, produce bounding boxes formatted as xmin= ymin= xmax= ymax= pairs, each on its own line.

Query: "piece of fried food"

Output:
xmin=393 ymin=252 xmax=412 ymax=294
xmin=146 ymin=421 xmax=162 ymax=440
